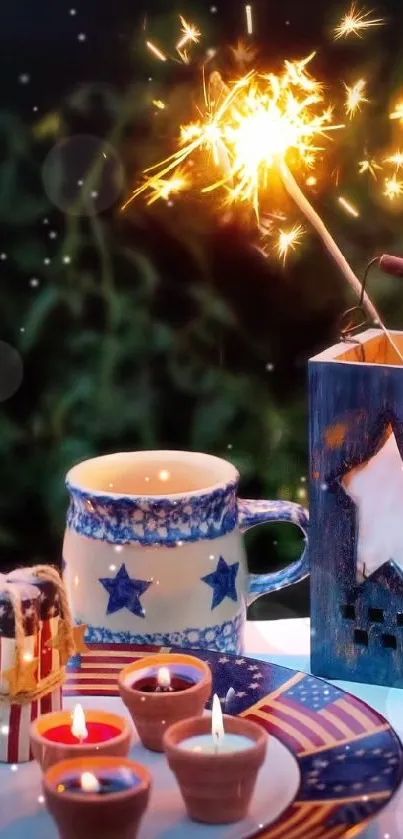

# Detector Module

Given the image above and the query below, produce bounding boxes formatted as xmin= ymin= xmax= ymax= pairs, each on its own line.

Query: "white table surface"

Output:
xmin=0 ymin=618 xmax=401 ymax=838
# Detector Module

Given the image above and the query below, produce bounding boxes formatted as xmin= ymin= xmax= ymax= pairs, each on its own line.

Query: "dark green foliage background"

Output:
xmin=1 ymin=0 xmax=403 ymax=615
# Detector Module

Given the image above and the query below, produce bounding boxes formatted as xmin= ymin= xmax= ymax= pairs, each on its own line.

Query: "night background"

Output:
xmin=1 ymin=0 xmax=403 ymax=619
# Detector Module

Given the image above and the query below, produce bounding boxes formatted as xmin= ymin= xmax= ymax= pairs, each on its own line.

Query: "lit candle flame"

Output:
xmin=81 ymin=772 xmax=101 ymax=793
xmin=71 ymin=703 xmax=88 ymax=741
xmin=211 ymin=693 xmax=224 ymax=753
xmin=157 ymin=667 xmax=171 ymax=689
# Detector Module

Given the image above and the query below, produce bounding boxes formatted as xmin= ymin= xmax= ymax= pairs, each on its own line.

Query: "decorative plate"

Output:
xmin=64 ymin=644 xmax=403 ymax=839
xmin=0 ymin=645 xmax=401 ymax=839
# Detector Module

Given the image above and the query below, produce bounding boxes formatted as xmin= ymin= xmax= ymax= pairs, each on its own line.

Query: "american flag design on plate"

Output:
xmin=65 ymin=644 xmax=403 ymax=839
xmin=0 ymin=578 xmax=62 ymax=764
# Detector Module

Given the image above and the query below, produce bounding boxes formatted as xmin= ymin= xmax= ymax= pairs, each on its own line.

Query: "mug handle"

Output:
xmin=237 ymin=499 xmax=309 ymax=606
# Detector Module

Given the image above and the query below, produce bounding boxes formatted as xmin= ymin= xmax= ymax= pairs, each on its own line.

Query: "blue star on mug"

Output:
xmin=99 ymin=563 xmax=152 ymax=618
xmin=201 ymin=556 xmax=239 ymax=610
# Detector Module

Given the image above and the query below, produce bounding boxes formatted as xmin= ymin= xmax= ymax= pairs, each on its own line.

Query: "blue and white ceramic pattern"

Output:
xmin=63 ymin=450 xmax=309 ymax=653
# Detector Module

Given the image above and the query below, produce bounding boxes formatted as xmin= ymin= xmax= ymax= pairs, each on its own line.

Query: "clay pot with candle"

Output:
xmin=163 ymin=694 xmax=267 ymax=824
xmin=43 ymin=755 xmax=151 ymax=839
xmin=118 ymin=653 xmax=212 ymax=752
xmin=30 ymin=703 xmax=132 ymax=769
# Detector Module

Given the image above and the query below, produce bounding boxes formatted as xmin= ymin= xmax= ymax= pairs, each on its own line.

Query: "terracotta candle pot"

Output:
xmin=118 ymin=653 xmax=212 ymax=752
xmin=30 ymin=706 xmax=132 ymax=769
xmin=163 ymin=714 xmax=267 ymax=824
xmin=43 ymin=755 xmax=151 ymax=839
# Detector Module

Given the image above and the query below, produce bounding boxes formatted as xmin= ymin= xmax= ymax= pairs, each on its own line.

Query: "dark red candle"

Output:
xmin=132 ymin=675 xmax=195 ymax=694
xmin=44 ymin=722 xmax=121 ymax=745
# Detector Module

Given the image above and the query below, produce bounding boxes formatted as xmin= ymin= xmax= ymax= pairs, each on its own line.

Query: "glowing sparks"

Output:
xmin=152 ymin=99 xmax=166 ymax=110
xmin=358 ymin=158 xmax=381 ymax=178
xmin=344 ymin=79 xmax=368 ymax=118
xmin=276 ymin=225 xmax=304 ymax=263
xmin=334 ymin=3 xmax=384 ymax=40
xmin=306 ymin=175 xmax=317 ymax=186
xmin=384 ymin=175 xmax=403 ymax=201
xmin=124 ymin=54 xmax=343 ymax=225
xmin=245 ymin=4 xmax=253 ymax=35
xmin=385 ymin=150 xmax=403 ymax=169
xmin=146 ymin=40 xmax=167 ymax=62
xmin=338 ymin=196 xmax=360 ymax=217
xmin=176 ymin=16 xmax=201 ymax=51
xmin=390 ymin=102 xmax=403 ymax=122
xmin=230 ymin=39 xmax=257 ymax=65
xmin=146 ymin=171 xmax=189 ymax=205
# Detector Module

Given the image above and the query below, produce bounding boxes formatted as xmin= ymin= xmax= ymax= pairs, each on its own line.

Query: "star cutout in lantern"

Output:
xmin=342 ymin=431 xmax=403 ymax=581
xmin=99 ymin=563 xmax=152 ymax=617
xmin=2 ymin=657 xmax=38 ymax=697
xmin=201 ymin=556 xmax=239 ymax=610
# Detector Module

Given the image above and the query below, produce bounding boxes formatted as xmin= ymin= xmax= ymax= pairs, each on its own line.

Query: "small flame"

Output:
xmin=81 ymin=772 xmax=101 ymax=793
xmin=157 ymin=667 xmax=171 ymax=689
xmin=211 ymin=693 xmax=224 ymax=752
xmin=71 ymin=704 xmax=88 ymax=741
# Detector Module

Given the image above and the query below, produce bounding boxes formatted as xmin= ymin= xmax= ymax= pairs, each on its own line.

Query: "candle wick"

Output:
xmin=213 ymin=733 xmax=220 ymax=754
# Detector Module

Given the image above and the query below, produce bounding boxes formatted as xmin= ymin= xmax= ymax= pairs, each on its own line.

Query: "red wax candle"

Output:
xmin=30 ymin=709 xmax=132 ymax=770
xmin=44 ymin=722 xmax=121 ymax=745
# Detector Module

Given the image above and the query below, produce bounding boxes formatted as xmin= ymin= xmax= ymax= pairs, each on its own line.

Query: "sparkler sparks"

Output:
xmin=338 ymin=196 xmax=360 ymax=217
xmin=146 ymin=172 xmax=188 ymax=205
xmin=334 ymin=3 xmax=384 ymax=40
xmin=390 ymin=102 xmax=403 ymax=122
xmin=124 ymin=53 xmax=343 ymax=222
xmin=385 ymin=150 xmax=403 ymax=169
xmin=146 ymin=40 xmax=167 ymax=62
xmin=344 ymin=79 xmax=368 ymax=118
xmin=245 ymin=4 xmax=253 ymax=35
xmin=358 ymin=158 xmax=381 ymax=178
xmin=176 ymin=16 xmax=201 ymax=51
xmin=276 ymin=224 xmax=304 ymax=264
xmin=384 ymin=175 xmax=403 ymax=201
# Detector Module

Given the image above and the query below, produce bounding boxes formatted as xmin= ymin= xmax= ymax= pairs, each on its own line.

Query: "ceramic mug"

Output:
xmin=63 ymin=451 xmax=308 ymax=653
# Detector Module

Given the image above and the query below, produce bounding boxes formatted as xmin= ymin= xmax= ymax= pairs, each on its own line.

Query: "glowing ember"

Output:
xmin=276 ymin=224 xmax=304 ymax=264
xmin=334 ymin=3 xmax=384 ymax=40
xmin=344 ymin=79 xmax=368 ymax=118
xmin=338 ymin=196 xmax=360 ymax=217
xmin=384 ymin=175 xmax=403 ymax=201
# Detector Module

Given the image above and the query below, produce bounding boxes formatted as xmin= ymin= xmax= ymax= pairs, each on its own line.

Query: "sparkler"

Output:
xmin=334 ymin=3 xmax=384 ymax=40
xmin=385 ymin=151 xmax=403 ymax=169
xmin=125 ymin=12 xmax=403 ymax=360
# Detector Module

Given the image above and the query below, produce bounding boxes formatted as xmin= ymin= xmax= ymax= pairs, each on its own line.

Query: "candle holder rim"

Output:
xmin=118 ymin=652 xmax=212 ymax=698
xmin=43 ymin=755 xmax=151 ymax=801
xmin=163 ymin=713 xmax=267 ymax=760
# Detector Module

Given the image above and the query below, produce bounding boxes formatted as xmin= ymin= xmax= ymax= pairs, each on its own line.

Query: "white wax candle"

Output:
xmin=179 ymin=733 xmax=254 ymax=754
